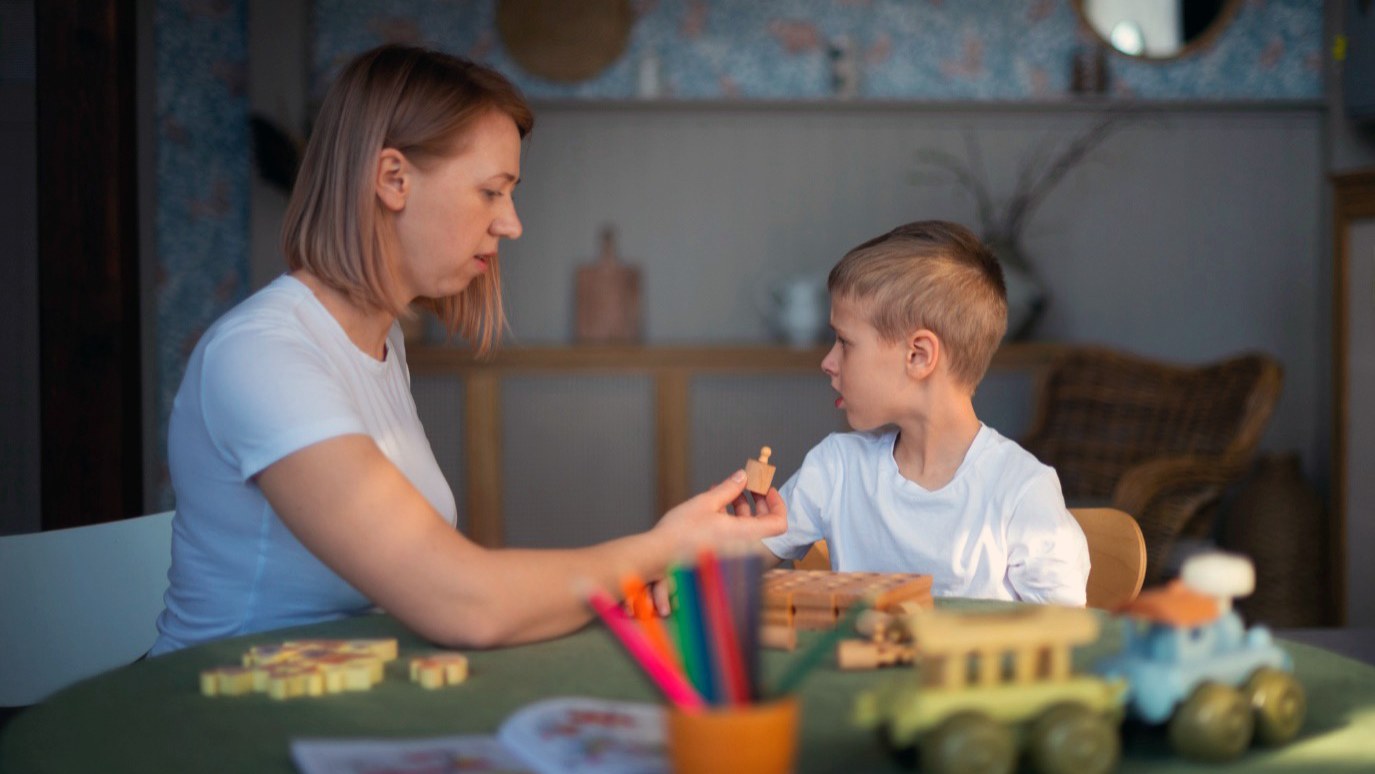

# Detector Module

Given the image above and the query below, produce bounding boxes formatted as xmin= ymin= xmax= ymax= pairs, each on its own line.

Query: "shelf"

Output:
xmin=406 ymin=341 xmax=1068 ymax=374
xmin=528 ymin=98 xmax=1326 ymax=115
xmin=409 ymin=342 xmax=1067 ymax=548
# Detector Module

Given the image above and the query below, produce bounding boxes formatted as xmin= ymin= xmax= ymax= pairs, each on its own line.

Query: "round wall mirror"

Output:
xmin=1074 ymin=0 xmax=1241 ymax=60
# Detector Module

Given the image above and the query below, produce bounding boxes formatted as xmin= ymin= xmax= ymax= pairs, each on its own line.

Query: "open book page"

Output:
xmin=496 ymin=697 xmax=667 ymax=774
xmin=290 ymin=735 xmax=533 ymax=774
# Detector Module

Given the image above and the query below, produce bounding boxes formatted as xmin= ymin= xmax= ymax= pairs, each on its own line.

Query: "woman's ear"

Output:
xmin=375 ymin=148 xmax=409 ymax=212
xmin=905 ymin=329 xmax=940 ymax=380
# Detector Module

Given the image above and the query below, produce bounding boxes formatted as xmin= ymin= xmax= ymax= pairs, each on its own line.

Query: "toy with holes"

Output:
xmin=1093 ymin=552 xmax=1306 ymax=762
xmin=744 ymin=446 xmax=776 ymax=495
xmin=854 ymin=605 xmax=1126 ymax=774
xmin=762 ymin=569 xmax=932 ymax=633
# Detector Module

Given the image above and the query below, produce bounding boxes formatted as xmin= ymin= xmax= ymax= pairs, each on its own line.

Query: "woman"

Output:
xmin=150 ymin=45 xmax=785 ymax=655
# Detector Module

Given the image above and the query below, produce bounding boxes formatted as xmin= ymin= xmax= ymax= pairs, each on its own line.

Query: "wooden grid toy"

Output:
xmin=762 ymin=569 xmax=933 ymax=631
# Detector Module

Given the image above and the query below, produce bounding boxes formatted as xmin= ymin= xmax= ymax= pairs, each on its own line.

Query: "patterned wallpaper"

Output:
xmin=313 ymin=0 xmax=1323 ymax=101
xmin=150 ymin=0 xmax=1321 ymax=508
xmin=154 ymin=0 xmax=251 ymax=508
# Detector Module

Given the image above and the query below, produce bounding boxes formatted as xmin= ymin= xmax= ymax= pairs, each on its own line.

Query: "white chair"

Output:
xmin=0 ymin=511 xmax=174 ymax=706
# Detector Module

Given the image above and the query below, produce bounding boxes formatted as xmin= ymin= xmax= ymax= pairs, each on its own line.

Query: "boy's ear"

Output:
xmin=375 ymin=148 xmax=409 ymax=213
xmin=905 ymin=329 xmax=940 ymax=380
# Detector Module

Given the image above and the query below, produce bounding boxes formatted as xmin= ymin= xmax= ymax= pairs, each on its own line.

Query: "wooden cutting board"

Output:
xmin=575 ymin=226 xmax=642 ymax=344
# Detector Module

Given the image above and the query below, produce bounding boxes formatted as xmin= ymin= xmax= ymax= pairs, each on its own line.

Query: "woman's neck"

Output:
xmin=291 ymin=270 xmax=395 ymax=361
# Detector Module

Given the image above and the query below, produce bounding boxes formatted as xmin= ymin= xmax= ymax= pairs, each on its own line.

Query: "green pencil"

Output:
xmin=767 ymin=598 xmax=873 ymax=698
xmin=668 ymin=564 xmax=705 ymax=697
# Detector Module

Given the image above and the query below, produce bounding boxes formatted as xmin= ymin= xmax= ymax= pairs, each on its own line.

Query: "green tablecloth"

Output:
xmin=3 ymin=605 xmax=1375 ymax=773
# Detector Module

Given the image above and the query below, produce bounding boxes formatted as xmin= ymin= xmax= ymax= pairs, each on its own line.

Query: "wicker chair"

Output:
xmin=1021 ymin=347 xmax=1283 ymax=584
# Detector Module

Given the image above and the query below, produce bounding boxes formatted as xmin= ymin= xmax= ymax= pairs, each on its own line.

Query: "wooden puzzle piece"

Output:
xmin=837 ymin=639 xmax=917 ymax=670
xmin=199 ymin=666 xmax=256 ymax=697
xmin=745 ymin=446 xmax=776 ymax=495
xmin=409 ymin=652 xmax=470 ymax=690
xmin=202 ymin=638 xmax=399 ymax=700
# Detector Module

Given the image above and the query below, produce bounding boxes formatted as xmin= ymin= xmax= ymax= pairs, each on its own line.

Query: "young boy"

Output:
xmin=761 ymin=220 xmax=1090 ymax=606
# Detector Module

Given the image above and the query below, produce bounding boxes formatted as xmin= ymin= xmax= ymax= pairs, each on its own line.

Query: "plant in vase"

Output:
xmin=912 ymin=115 xmax=1124 ymax=340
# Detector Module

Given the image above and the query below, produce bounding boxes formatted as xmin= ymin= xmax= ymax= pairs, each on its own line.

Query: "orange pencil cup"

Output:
xmin=666 ymin=696 xmax=799 ymax=774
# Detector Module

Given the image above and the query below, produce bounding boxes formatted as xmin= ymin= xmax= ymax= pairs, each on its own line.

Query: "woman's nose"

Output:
xmin=493 ymin=204 xmax=522 ymax=240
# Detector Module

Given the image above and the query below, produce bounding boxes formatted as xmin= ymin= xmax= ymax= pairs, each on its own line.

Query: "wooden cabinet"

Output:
xmin=1333 ymin=170 xmax=1375 ymax=625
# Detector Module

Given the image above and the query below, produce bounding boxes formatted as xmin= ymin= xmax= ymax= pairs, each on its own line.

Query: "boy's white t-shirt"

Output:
xmin=762 ymin=426 xmax=1090 ymax=606
xmin=151 ymin=274 xmax=458 ymax=655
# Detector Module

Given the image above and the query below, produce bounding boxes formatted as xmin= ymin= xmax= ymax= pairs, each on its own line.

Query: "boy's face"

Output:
xmin=821 ymin=295 xmax=912 ymax=431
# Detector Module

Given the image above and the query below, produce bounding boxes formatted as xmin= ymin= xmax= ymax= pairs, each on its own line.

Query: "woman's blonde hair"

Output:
xmin=828 ymin=220 xmax=1007 ymax=388
xmin=282 ymin=45 xmax=533 ymax=355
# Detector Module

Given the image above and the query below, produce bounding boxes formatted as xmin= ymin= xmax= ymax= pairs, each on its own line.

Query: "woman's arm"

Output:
xmin=257 ymin=434 xmax=786 ymax=648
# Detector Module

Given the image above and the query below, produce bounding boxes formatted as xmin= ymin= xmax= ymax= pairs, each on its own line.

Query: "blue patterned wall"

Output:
xmin=154 ymin=0 xmax=251 ymax=508
xmin=313 ymin=0 xmax=1323 ymax=101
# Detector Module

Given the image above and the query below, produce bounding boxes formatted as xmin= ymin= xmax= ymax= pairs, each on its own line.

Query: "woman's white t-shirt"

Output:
xmin=151 ymin=275 xmax=457 ymax=655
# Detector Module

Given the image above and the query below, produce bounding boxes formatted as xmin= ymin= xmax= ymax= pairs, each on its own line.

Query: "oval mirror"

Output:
xmin=1074 ymin=0 xmax=1241 ymax=60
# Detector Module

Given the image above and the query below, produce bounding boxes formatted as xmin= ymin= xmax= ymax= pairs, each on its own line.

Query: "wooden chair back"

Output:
xmin=1071 ymin=507 xmax=1146 ymax=610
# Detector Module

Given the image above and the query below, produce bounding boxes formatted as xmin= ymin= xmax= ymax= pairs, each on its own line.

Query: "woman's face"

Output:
xmin=392 ymin=109 xmax=523 ymax=302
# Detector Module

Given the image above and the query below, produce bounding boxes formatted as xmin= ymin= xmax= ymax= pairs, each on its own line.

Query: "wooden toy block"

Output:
xmin=837 ymin=639 xmax=917 ymax=670
xmin=745 ymin=446 xmax=776 ymax=495
xmin=285 ymin=638 xmax=398 ymax=662
xmin=242 ymin=643 xmax=303 ymax=667
xmin=199 ymin=666 xmax=255 ymax=697
xmin=263 ymin=664 xmax=324 ymax=700
xmin=759 ymin=624 xmax=797 ymax=651
xmin=409 ymin=653 xmax=470 ymax=689
xmin=762 ymin=569 xmax=933 ymax=631
xmin=203 ymin=638 xmax=399 ymax=699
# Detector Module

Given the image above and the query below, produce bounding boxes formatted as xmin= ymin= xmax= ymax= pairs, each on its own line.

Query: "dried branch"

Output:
xmin=910 ymin=114 xmax=1125 ymax=249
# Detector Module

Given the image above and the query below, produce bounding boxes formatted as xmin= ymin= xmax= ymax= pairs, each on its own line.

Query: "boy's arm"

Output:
xmin=1005 ymin=471 xmax=1091 ymax=607
xmin=758 ymin=438 xmax=838 ymax=566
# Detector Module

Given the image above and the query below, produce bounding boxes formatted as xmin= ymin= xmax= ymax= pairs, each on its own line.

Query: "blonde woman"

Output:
xmin=151 ymin=45 xmax=785 ymax=655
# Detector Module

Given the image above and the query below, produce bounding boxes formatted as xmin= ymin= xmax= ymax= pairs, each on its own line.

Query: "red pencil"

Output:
xmin=581 ymin=583 xmax=705 ymax=711
xmin=695 ymin=549 xmax=750 ymax=705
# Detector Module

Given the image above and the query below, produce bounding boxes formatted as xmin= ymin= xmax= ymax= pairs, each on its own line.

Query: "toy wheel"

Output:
xmin=1244 ymin=667 xmax=1306 ymax=746
xmin=876 ymin=725 xmax=918 ymax=769
xmin=1027 ymin=703 xmax=1120 ymax=774
xmin=1168 ymin=682 xmax=1254 ymax=762
xmin=921 ymin=712 xmax=1015 ymax=774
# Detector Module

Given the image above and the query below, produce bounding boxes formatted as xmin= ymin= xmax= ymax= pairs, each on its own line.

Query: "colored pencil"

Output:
xmin=697 ymin=549 xmax=750 ymax=705
xmin=677 ymin=565 xmax=718 ymax=704
xmin=582 ymin=584 xmax=705 ymax=711
xmin=619 ymin=573 xmax=679 ymax=670
xmin=768 ymin=598 xmax=873 ymax=698
xmin=669 ymin=564 xmax=710 ymax=701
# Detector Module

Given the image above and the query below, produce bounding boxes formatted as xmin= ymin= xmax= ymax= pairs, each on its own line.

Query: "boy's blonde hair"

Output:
xmin=828 ymin=220 xmax=1007 ymax=388
xmin=282 ymin=45 xmax=534 ymax=355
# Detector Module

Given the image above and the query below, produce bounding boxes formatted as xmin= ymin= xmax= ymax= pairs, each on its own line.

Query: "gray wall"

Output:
xmin=386 ymin=104 xmax=1326 ymax=550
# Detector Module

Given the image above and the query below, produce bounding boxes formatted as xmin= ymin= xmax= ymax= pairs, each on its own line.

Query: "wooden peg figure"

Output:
xmin=745 ymin=446 xmax=776 ymax=495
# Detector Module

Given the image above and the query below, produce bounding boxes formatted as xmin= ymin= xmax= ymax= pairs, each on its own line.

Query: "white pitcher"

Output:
xmin=760 ymin=275 xmax=829 ymax=348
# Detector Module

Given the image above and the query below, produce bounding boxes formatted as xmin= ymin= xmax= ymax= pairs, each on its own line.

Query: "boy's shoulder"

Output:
xmin=966 ymin=424 xmax=1057 ymax=484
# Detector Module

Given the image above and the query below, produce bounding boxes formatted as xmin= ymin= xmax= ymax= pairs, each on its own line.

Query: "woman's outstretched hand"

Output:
xmin=653 ymin=469 xmax=787 ymax=553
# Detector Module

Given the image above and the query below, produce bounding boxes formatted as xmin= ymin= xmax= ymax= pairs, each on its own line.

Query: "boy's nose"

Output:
xmin=820 ymin=344 xmax=839 ymax=375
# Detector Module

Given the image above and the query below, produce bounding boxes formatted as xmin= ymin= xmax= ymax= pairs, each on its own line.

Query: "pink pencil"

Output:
xmin=582 ymin=583 xmax=706 ymax=712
